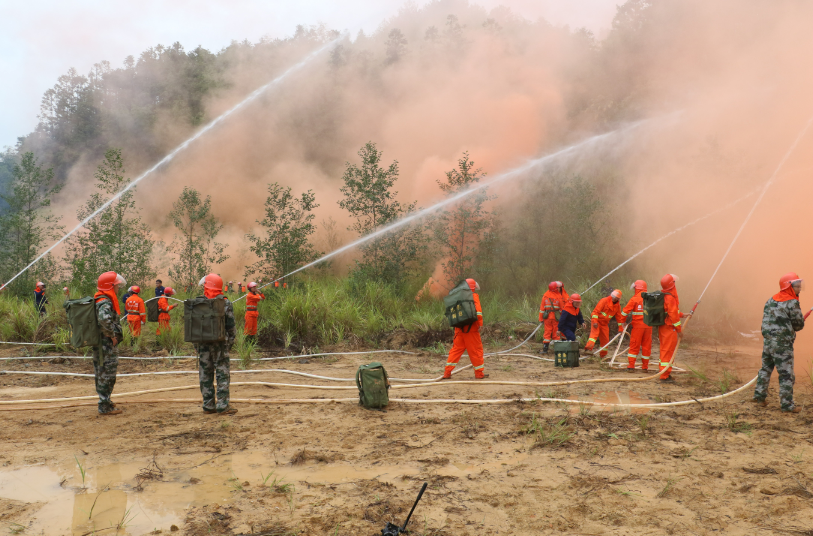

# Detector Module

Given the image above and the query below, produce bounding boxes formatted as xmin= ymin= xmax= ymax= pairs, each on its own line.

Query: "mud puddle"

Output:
xmin=0 ymin=449 xmax=531 ymax=534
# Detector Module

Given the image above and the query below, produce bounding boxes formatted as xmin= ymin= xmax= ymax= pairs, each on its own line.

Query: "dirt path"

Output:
xmin=0 ymin=341 xmax=811 ymax=535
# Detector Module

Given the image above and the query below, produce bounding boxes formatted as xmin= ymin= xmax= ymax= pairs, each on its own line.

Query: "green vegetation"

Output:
xmin=523 ymin=413 xmax=573 ymax=447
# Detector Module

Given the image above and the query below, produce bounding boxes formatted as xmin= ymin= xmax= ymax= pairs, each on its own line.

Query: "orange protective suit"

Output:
xmin=244 ymin=292 xmax=265 ymax=336
xmin=621 ymin=290 xmax=652 ymax=370
xmin=156 ymin=297 xmax=175 ymax=335
xmin=585 ymin=296 xmax=623 ymax=357
xmin=539 ymin=289 xmax=567 ymax=344
xmin=125 ymin=294 xmax=146 ymax=337
xmin=658 ymin=291 xmax=682 ymax=379
xmin=444 ymin=292 xmax=485 ymax=379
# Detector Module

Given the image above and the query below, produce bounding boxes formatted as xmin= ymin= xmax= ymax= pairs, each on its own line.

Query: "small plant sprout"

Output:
xmin=116 ymin=506 xmax=137 ymax=529
xmin=74 ymin=454 xmax=86 ymax=487
xmin=657 ymin=477 xmax=681 ymax=498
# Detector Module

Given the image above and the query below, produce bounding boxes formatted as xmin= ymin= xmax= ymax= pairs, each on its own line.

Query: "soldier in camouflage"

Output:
xmin=93 ymin=271 xmax=126 ymax=415
xmin=198 ymin=273 xmax=238 ymax=414
xmin=753 ymin=272 xmax=805 ymax=413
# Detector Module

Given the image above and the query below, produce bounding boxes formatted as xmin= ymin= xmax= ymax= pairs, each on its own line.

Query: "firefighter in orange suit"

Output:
xmin=244 ymin=282 xmax=265 ymax=342
xmin=125 ymin=286 xmax=146 ymax=337
xmin=443 ymin=278 xmax=488 ymax=380
xmin=539 ymin=281 xmax=567 ymax=353
xmin=156 ymin=287 xmax=176 ymax=335
xmin=658 ymin=274 xmax=690 ymax=381
xmin=622 ymin=280 xmax=652 ymax=372
xmin=584 ymin=289 xmax=624 ymax=357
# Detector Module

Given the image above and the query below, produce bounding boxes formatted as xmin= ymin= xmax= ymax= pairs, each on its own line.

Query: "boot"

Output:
xmin=542 ymin=343 xmax=549 ymax=354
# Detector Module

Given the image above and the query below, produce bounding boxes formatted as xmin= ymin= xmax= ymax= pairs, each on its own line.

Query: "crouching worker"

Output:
xmin=198 ymin=273 xmax=237 ymax=414
xmin=753 ymin=273 xmax=805 ymax=413
xmin=558 ymin=293 xmax=585 ymax=342
xmin=125 ymin=286 xmax=146 ymax=337
xmin=94 ymin=271 xmax=126 ymax=415
xmin=156 ymin=287 xmax=176 ymax=335
xmin=443 ymin=278 xmax=488 ymax=380
xmin=244 ymin=282 xmax=265 ymax=343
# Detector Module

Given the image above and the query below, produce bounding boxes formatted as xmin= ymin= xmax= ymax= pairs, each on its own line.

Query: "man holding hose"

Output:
xmin=753 ymin=273 xmax=805 ymax=413
xmin=584 ymin=289 xmax=624 ymax=357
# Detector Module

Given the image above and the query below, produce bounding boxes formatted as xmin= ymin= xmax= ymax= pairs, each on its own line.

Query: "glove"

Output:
xmin=141 ymin=321 xmax=146 ymax=326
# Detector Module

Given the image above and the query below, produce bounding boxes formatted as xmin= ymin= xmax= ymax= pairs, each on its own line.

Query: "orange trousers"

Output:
xmin=128 ymin=317 xmax=142 ymax=337
xmin=542 ymin=316 xmax=561 ymax=344
xmin=444 ymin=328 xmax=485 ymax=379
xmin=244 ymin=312 xmax=259 ymax=336
xmin=658 ymin=325 xmax=679 ymax=379
xmin=156 ymin=313 xmax=171 ymax=335
xmin=627 ymin=324 xmax=652 ymax=369
xmin=587 ymin=320 xmax=610 ymax=357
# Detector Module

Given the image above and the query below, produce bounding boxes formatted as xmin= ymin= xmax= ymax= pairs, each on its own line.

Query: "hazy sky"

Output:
xmin=0 ymin=0 xmax=618 ymax=150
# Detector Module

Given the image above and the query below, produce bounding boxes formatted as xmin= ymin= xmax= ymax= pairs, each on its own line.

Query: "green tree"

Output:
xmin=433 ymin=152 xmax=495 ymax=285
xmin=167 ymin=187 xmax=229 ymax=290
xmin=0 ymin=152 xmax=63 ymax=293
xmin=246 ymin=183 xmax=320 ymax=281
xmin=338 ymin=142 xmax=424 ymax=285
xmin=62 ymin=148 xmax=156 ymax=292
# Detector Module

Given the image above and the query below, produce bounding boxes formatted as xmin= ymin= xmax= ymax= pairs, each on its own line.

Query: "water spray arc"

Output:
xmin=238 ymin=117 xmax=657 ymax=300
xmin=0 ymin=36 xmax=345 ymax=291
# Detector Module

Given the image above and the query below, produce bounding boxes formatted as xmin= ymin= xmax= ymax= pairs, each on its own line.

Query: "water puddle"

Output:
xmin=0 ymin=449 xmax=531 ymax=534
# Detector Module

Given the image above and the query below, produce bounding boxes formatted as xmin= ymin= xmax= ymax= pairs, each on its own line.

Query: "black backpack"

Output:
xmin=443 ymin=280 xmax=478 ymax=330
xmin=64 ymin=297 xmax=101 ymax=348
xmin=145 ymin=298 xmax=160 ymax=323
xmin=184 ymin=296 xmax=227 ymax=343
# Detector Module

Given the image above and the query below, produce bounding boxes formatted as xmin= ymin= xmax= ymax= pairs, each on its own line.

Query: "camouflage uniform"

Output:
xmin=93 ymin=296 xmax=122 ymax=414
xmin=754 ymin=296 xmax=805 ymax=411
xmin=197 ymin=298 xmax=237 ymax=413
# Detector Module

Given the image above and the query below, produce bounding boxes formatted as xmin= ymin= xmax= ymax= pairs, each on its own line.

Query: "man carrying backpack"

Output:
xmin=443 ymin=278 xmax=488 ymax=380
xmin=622 ymin=280 xmax=653 ymax=372
xmin=753 ymin=273 xmax=805 ymax=412
xmin=198 ymin=273 xmax=237 ymax=414
xmin=657 ymin=274 xmax=690 ymax=381
xmin=584 ymin=289 xmax=624 ymax=357
xmin=94 ymin=271 xmax=126 ymax=415
xmin=539 ymin=281 xmax=568 ymax=353
xmin=244 ymin=282 xmax=265 ymax=343
xmin=125 ymin=286 xmax=146 ymax=337
xmin=558 ymin=293 xmax=585 ymax=341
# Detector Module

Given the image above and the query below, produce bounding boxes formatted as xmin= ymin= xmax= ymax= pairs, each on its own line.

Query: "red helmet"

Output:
xmin=97 ymin=271 xmax=126 ymax=292
xmin=660 ymin=274 xmax=678 ymax=291
xmin=199 ymin=273 xmax=224 ymax=292
xmin=610 ymin=289 xmax=622 ymax=300
xmin=163 ymin=287 xmax=175 ymax=296
xmin=548 ymin=282 xmax=557 ymax=291
xmin=466 ymin=278 xmax=480 ymax=292
xmin=63 ymin=287 xmax=69 ymax=292
xmin=555 ymin=281 xmax=563 ymax=288
xmin=248 ymin=282 xmax=258 ymax=289
xmin=36 ymin=281 xmax=45 ymax=289
xmin=131 ymin=285 xmax=141 ymax=294
xmin=570 ymin=293 xmax=582 ymax=305
xmin=779 ymin=272 xmax=804 ymax=295
xmin=631 ymin=280 xmax=647 ymax=292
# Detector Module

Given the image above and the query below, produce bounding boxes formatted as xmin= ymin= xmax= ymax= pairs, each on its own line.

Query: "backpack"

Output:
xmin=184 ymin=296 xmax=227 ymax=343
xmin=145 ymin=298 xmax=159 ymax=323
xmin=443 ymin=280 xmax=478 ymax=331
xmin=641 ymin=291 xmax=670 ymax=327
xmin=64 ymin=297 xmax=101 ymax=348
xmin=355 ymin=362 xmax=390 ymax=409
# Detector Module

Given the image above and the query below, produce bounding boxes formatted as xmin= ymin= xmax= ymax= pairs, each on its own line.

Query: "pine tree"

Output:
xmin=62 ymin=148 xmax=156 ymax=292
xmin=245 ymin=183 xmax=320 ymax=281
xmin=167 ymin=187 xmax=229 ymax=290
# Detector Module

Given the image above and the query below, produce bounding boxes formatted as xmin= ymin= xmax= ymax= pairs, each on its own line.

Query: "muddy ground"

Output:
xmin=0 ymin=339 xmax=812 ymax=536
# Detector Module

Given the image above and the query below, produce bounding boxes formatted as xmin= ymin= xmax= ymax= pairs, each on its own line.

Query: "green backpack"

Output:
xmin=641 ymin=291 xmax=670 ymax=327
xmin=356 ymin=362 xmax=390 ymax=409
xmin=64 ymin=297 xmax=101 ymax=348
xmin=443 ymin=280 xmax=478 ymax=331
xmin=145 ymin=298 xmax=159 ymax=323
xmin=184 ymin=296 xmax=227 ymax=343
